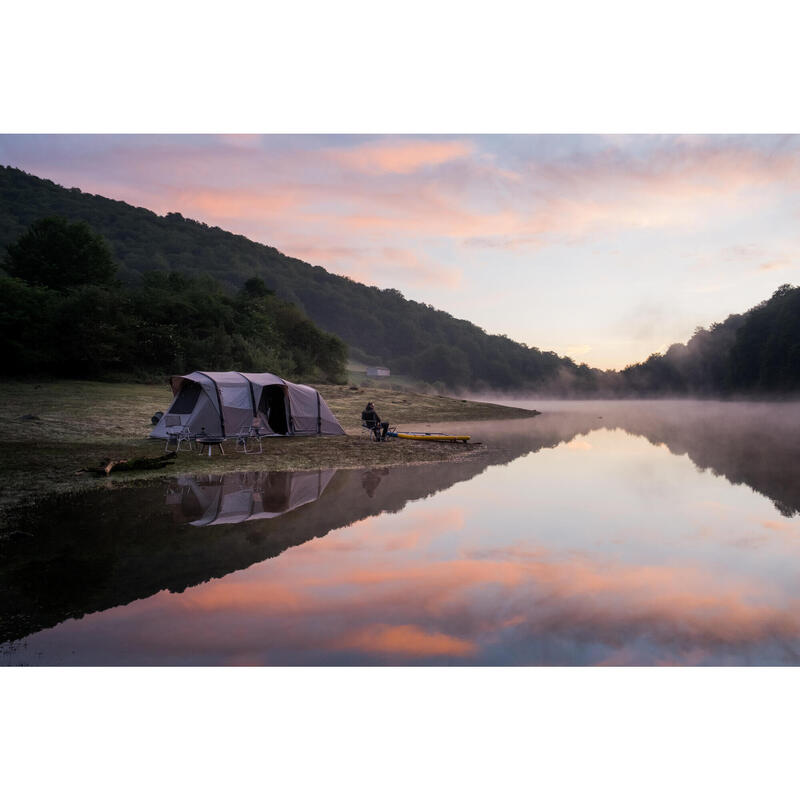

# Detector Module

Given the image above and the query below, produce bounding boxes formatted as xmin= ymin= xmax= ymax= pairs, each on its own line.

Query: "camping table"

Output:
xmin=195 ymin=437 xmax=226 ymax=456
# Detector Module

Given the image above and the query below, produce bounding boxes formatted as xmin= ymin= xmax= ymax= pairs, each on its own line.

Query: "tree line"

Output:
xmin=616 ymin=284 xmax=800 ymax=395
xmin=0 ymin=216 xmax=346 ymax=382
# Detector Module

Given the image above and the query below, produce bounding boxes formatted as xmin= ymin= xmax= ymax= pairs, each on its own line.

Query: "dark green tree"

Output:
xmin=3 ymin=216 xmax=118 ymax=292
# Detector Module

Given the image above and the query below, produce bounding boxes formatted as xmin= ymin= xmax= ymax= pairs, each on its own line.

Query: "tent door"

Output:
xmin=259 ymin=386 xmax=289 ymax=435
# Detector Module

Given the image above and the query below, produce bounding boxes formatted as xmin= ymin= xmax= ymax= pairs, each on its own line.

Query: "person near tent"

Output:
xmin=362 ymin=401 xmax=389 ymax=441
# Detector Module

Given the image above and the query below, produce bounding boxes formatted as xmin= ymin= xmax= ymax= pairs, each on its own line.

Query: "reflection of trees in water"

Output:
xmin=594 ymin=403 xmax=800 ymax=518
xmin=471 ymin=401 xmax=800 ymax=517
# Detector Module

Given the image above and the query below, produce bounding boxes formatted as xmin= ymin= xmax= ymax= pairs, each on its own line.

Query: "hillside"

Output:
xmin=2 ymin=166 xmax=797 ymax=397
xmin=0 ymin=165 xmax=587 ymax=392
xmin=618 ymin=284 xmax=800 ymax=395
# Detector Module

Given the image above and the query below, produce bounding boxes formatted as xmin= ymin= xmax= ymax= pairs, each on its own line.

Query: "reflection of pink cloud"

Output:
xmin=327 ymin=139 xmax=474 ymax=175
xmin=311 ymin=507 xmax=465 ymax=554
xmin=338 ymin=624 xmax=475 ymax=656
xmin=161 ymin=528 xmax=800 ymax=663
xmin=566 ymin=440 xmax=592 ymax=451
xmin=761 ymin=519 xmax=795 ymax=532
xmin=57 ymin=496 xmax=800 ymax=665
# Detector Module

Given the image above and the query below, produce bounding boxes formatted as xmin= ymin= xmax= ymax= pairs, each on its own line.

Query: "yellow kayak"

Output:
xmin=389 ymin=431 xmax=470 ymax=442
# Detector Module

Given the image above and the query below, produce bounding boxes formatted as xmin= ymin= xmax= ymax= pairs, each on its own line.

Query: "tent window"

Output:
xmin=259 ymin=386 xmax=288 ymax=434
xmin=171 ymin=382 xmax=202 ymax=414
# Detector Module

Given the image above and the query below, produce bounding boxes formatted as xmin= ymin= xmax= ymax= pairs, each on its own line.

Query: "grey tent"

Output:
xmin=150 ymin=371 xmax=344 ymax=440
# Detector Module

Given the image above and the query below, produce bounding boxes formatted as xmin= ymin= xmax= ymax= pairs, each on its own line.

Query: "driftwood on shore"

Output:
xmin=79 ymin=451 xmax=177 ymax=476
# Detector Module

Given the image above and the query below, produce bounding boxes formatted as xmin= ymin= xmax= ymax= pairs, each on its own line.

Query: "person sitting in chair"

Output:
xmin=362 ymin=401 xmax=389 ymax=441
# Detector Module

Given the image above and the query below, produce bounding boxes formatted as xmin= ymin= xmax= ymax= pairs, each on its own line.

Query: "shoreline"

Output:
xmin=0 ymin=380 xmax=539 ymax=531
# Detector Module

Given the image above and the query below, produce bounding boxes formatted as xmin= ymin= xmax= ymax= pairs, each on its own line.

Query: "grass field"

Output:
xmin=0 ymin=379 xmax=538 ymax=528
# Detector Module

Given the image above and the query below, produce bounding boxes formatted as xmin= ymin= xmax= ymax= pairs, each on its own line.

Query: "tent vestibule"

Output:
xmin=150 ymin=371 xmax=344 ymax=440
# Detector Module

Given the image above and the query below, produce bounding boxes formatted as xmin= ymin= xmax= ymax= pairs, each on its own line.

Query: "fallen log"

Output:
xmin=80 ymin=451 xmax=177 ymax=476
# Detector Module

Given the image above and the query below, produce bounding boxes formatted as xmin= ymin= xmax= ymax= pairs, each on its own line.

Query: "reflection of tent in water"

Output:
xmin=151 ymin=371 xmax=344 ymax=440
xmin=167 ymin=469 xmax=337 ymax=526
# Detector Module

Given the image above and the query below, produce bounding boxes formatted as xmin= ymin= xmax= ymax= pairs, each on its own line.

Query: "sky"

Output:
xmin=2 ymin=133 xmax=800 ymax=369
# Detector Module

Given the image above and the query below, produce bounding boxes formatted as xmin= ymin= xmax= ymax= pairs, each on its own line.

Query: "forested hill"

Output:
xmin=0 ymin=165 xmax=587 ymax=392
xmin=618 ymin=284 xmax=800 ymax=395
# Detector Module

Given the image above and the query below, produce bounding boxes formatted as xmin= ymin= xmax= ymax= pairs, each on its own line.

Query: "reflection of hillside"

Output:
xmin=0 ymin=460 xmax=495 ymax=644
xmin=0 ymin=421 xmax=601 ymax=646
xmin=580 ymin=402 xmax=800 ymax=518
xmin=470 ymin=400 xmax=800 ymax=517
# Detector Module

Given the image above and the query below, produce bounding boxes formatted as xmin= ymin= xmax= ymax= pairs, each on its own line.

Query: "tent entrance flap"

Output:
xmin=259 ymin=386 xmax=289 ymax=435
xmin=170 ymin=382 xmax=202 ymax=414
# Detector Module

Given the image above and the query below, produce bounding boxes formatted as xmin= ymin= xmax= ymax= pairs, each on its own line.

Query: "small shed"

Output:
xmin=366 ymin=366 xmax=391 ymax=377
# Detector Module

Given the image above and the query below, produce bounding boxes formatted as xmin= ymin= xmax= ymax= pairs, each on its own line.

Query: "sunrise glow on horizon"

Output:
xmin=2 ymin=133 xmax=799 ymax=370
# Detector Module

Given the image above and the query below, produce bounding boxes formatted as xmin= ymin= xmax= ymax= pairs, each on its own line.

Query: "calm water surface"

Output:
xmin=3 ymin=400 xmax=800 ymax=665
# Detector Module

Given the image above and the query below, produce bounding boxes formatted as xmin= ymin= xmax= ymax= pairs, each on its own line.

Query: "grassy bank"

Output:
xmin=0 ymin=380 xmax=538 ymax=528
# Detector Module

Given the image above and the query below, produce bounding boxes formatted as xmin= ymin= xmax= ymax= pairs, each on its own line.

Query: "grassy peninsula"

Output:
xmin=0 ymin=380 xmax=538 ymax=530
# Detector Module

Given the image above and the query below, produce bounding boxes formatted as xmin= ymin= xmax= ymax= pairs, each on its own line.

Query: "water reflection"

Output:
xmin=0 ymin=461 xmax=491 ymax=646
xmin=473 ymin=400 xmax=800 ymax=517
xmin=2 ymin=401 xmax=800 ymax=665
xmin=170 ymin=470 xmax=337 ymax=526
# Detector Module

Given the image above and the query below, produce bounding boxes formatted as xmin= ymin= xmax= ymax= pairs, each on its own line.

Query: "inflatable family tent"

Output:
xmin=150 ymin=371 xmax=345 ymax=440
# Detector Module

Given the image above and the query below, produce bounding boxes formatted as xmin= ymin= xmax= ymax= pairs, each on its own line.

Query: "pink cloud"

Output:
xmin=286 ymin=243 xmax=462 ymax=289
xmin=10 ymin=134 xmax=800 ymax=295
xmin=326 ymin=138 xmax=475 ymax=175
xmin=173 ymin=188 xmax=299 ymax=220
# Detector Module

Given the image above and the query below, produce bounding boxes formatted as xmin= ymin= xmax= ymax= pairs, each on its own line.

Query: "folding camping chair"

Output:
xmin=235 ymin=421 xmax=264 ymax=454
xmin=361 ymin=420 xmax=380 ymax=440
xmin=361 ymin=420 xmax=396 ymax=441
xmin=163 ymin=414 xmax=194 ymax=452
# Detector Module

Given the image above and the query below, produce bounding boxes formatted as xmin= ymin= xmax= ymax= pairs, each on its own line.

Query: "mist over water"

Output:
xmin=2 ymin=399 xmax=800 ymax=665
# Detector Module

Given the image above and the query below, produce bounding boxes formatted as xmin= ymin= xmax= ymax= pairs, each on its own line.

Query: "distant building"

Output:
xmin=366 ymin=366 xmax=391 ymax=377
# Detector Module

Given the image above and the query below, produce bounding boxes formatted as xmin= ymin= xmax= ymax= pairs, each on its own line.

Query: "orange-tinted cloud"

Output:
xmin=757 ymin=260 xmax=791 ymax=272
xmin=174 ymin=188 xmax=299 ymax=220
xmin=327 ymin=139 xmax=475 ymax=175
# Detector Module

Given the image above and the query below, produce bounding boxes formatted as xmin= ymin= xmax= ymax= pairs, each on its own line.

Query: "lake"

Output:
xmin=2 ymin=400 xmax=800 ymax=666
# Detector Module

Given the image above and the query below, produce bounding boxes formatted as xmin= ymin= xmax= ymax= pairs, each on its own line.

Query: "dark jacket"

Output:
xmin=362 ymin=408 xmax=380 ymax=426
